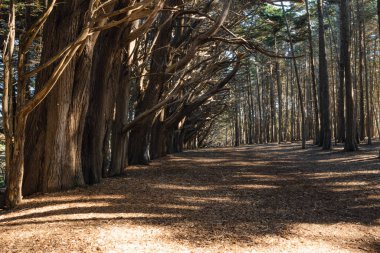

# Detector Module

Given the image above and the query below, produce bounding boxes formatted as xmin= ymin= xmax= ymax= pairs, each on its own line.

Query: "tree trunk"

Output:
xmin=2 ymin=0 xmax=15 ymax=192
xmin=150 ymin=114 xmax=167 ymax=159
xmin=269 ymin=65 xmax=276 ymax=143
xmin=281 ymin=0 xmax=306 ymax=149
xmin=341 ymin=0 xmax=358 ymax=151
xmin=285 ymin=65 xmax=289 ymax=142
xmin=356 ymin=0 xmax=365 ymax=142
xmin=82 ymin=27 xmax=123 ymax=184
xmin=276 ymin=60 xmax=283 ymax=143
xmin=336 ymin=8 xmax=346 ymax=143
xmin=362 ymin=11 xmax=371 ymax=145
xmin=317 ymin=0 xmax=331 ymax=150
xmin=378 ymin=0 xmax=380 ymax=36
xmin=128 ymin=6 xmax=173 ymax=165
xmin=256 ymin=66 xmax=263 ymax=144
xmin=234 ymin=93 xmax=241 ymax=147
xmin=24 ymin=1 xmax=90 ymax=194
xmin=110 ymin=52 xmax=133 ymax=176
xmin=247 ymin=68 xmax=254 ymax=144
xmin=5 ymin=115 xmax=26 ymax=208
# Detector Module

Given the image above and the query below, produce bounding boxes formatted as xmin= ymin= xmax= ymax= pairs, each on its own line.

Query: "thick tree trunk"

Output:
xmin=110 ymin=57 xmax=131 ymax=176
xmin=109 ymin=18 xmax=139 ymax=176
xmin=150 ymin=116 xmax=167 ymax=159
xmin=128 ymin=7 xmax=173 ymax=164
xmin=172 ymin=129 xmax=184 ymax=153
xmin=128 ymin=124 xmax=152 ymax=165
xmin=82 ymin=28 xmax=122 ymax=184
xmin=166 ymin=126 xmax=184 ymax=154
xmin=24 ymin=0 xmax=90 ymax=194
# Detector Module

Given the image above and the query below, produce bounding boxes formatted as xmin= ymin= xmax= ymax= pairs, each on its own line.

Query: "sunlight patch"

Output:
xmin=156 ymin=204 xmax=201 ymax=211
xmin=0 ymin=202 xmax=113 ymax=222
xmin=234 ymin=184 xmax=279 ymax=189
xmin=326 ymin=181 xmax=369 ymax=186
xmin=152 ymin=184 xmax=212 ymax=191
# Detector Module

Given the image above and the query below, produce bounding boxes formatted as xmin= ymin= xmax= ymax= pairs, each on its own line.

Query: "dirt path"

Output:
xmin=1 ymin=143 xmax=379 ymax=252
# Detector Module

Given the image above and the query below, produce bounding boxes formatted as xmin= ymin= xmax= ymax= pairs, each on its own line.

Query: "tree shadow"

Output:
xmin=0 ymin=143 xmax=379 ymax=250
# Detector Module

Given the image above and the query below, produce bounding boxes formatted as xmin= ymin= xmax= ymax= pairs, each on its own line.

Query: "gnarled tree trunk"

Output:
xmin=24 ymin=0 xmax=91 ymax=194
xmin=82 ymin=27 xmax=123 ymax=184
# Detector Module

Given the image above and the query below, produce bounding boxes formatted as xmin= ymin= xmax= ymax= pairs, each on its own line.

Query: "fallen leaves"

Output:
xmin=0 ymin=142 xmax=379 ymax=252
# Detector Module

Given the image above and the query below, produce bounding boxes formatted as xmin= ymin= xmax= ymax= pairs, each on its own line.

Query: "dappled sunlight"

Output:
xmin=233 ymin=173 xmax=281 ymax=180
xmin=97 ymin=225 xmax=182 ymax=252
xmin=314 ymin=155 xmax=380 ymax=164
xmin=326 ymin=181 xmax=370 ymax=187
xmin=350 ymin=204 xmax=380 ymax=210
xmin=3 ymin=212 xmax=184 ymax=226
xmin=176 ymin=196 xmax=246 ymax=205
xmin=228 ymin=161 xmax=269 ymax=166
xmin=1 ymin=143 xmax=379 ymax=252
xmin=233 ymin=184 xmax=280 ymax=189
xmin=152 ymin=184 xmax=213 ymax=191
xmin=328 ymin=187 xmax=366 ymax=192
xmin=156 ymin=204 xmax=201 ymax=211
xmin=0 ymin=202 xmax=113 ymax=222
xmin=305 ymin=170 xmax=380 ymax=179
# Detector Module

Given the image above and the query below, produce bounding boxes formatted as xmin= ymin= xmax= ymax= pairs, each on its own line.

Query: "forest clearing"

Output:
xmin=1 ymin=143 xmax=379 ymax=252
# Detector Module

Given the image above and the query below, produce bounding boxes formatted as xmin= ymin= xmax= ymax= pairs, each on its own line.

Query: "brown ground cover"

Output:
xmin=1 ymin=142 xmax=379 ymax=252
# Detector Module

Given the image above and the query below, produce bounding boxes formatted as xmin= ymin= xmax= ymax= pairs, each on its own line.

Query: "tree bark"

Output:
xmin=81 ymin=27 xmax=123 ymax=184
xmin=256 ymin=66 xmax=263 ymax=144
xmin=340 ymin=0 xmax=358 ymax=151
xmin=128 ymin=5 xmax=174 ymax=165
xmin=2 ymin=0 xmax=15 ymax=193
xmin=276 ymin=60 xmax=283 ymax=143
xmin=356 ymin=0 xmax=365 ymax=142
xmin=6 ymin=115 xmax=26 ymax=208
xmin=337 ymin=6 xmax=346 ymax=143
xmin=362 ymin=9 xmax=371 ymax=145
xmin=110 ymin=51 xmax=133 ymax=176
xmin=24 ymin=0 xmax=90 ymax=194
xmin=317 ymin=0 xmax=331 ymax=150
xmin=269 ymin=65 xmax=276 ymax=143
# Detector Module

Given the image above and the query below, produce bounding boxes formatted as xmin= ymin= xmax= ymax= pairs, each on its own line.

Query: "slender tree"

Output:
xmin=305 ymin=0 xmax=320 ymax=144
xmin=317 ymin=0 xmax=331 ymax=150
xmin=341 ymin=0 xmax=358 ymax=151
xmin=281 ymin=1 xmax=306 ymax=149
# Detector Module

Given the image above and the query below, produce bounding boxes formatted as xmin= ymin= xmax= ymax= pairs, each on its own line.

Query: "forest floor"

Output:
xmin=1 ymin=142 xmax=379 ymax=253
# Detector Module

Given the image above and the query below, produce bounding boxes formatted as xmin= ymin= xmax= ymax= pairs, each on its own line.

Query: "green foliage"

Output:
xmin=0 ymin=175 xmax=4 ymax=188
xmin=236 ymin=3 xmax=309 ymax=49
